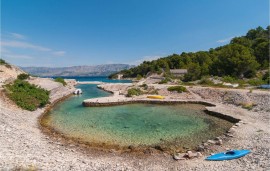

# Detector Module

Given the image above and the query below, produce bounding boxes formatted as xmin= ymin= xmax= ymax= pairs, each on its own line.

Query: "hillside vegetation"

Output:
xmin=5 ymin=79 xmax=50 ymax=111
xmin=110 ymin=26 xmax=269 ymax=82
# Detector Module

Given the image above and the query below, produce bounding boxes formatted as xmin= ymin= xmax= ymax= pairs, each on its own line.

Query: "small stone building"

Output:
xmin=170 ymin=69 xmax=188 ymax=77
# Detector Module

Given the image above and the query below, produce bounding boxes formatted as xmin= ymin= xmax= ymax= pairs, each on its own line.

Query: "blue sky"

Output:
xmin=1 ymin=0 xmax=269 ymax=67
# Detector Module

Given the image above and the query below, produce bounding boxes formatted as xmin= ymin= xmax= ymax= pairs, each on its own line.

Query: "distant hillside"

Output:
xmin=21 ymin=64 xmax=134 ymax=77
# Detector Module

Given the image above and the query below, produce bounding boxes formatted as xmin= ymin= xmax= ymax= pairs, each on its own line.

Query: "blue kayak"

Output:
xmin=206 ymin=150 xmax=251 ymax=161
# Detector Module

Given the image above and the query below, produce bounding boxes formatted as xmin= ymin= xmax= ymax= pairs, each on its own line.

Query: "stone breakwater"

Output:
xmin=83 ymin=98 xmax=215 ymax=107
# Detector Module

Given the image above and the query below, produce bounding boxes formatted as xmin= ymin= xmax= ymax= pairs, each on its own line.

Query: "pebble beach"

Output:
xmin=1 ymin=74 xmax=270 ymax=170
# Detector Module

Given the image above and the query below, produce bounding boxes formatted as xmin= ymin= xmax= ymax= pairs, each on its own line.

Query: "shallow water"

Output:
xmin=43 ymin=83 xmax=234 ymax=152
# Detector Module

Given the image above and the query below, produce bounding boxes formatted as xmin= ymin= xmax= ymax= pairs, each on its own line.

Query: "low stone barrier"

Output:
xmin=82 ymin=99 xmax=216 ymax=107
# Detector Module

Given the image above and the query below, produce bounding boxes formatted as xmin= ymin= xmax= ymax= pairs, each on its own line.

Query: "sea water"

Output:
xmin=42 ymin=77 xmax=233 ymax=152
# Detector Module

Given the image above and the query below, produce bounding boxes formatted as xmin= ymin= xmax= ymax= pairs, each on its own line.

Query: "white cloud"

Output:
xmin=132 ymin=55 xmax=161 ymax=65
xmin=9 ymin=32 xmax=26 ymax=39
xmin=217 ymin=36 xmax=234 ymax=43
xmin=53 ymin=51 xmax=66 ymax=56
xmin=1 ymin=40 xmax=51 ymax=51
xmin=2 ymin=53 xmax=33 ymax=59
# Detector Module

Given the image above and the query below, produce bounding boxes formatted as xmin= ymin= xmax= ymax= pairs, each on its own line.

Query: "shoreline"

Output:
xmin=1 ymin=80 xmax=270 ymax=170
xmin=40 ymin=97 xmax=240 ymax=155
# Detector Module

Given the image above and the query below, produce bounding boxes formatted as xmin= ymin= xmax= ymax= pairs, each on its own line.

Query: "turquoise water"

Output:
xmin=50 ymin=76 xmax=132 ymax=83
xmin=43 ymin=78 xmax=233 ymax=152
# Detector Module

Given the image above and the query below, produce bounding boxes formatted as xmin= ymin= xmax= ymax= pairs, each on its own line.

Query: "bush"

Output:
xmin=222 ymin=76 xmax=237 ymax=83
xmin=0 ymin=59 xmax=12 ymax=68
xmin=199 ymin=78 xmax=214 ymax=85
xmin=241 ymin=102 xmax=254 ymax=110
xmin=159 ymin=77 xmax=171 ymax=84
xmin=17 ymin=73 xmax=30 ymax=80
xmin=247 ymin=79 xmax=265 ymax=86
xmin=54 ymin=77 xmax=67 ymax=86
xmin=127 ymin=88 xmax=142 ymax=97
xmin=139 ymin=83 xmax=148 ymax=90
xmin=5 ymin=80 xmax=50 ymax=111
xmin=167 ymin=86 xmax=187 ymax=93
xmin=0 ymin=59 xmax=7 ymax=65
xmin=262 ymin=71 xmax=270 ymax=84
xmin=136 ymin=74 xmax=143 ymax=80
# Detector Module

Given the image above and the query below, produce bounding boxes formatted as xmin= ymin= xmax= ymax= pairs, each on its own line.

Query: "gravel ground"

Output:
xmin=0 ymin=81 xmax=269 ymax=170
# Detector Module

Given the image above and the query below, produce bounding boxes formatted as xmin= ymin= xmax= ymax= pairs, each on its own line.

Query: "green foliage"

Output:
xmin=17 ymin=73 xmax=30 ymax=80
xmin=167 ymin=86 xmax=187 ymax=93
xmin=241 ymin=102 xmax=254 ymax=110
xmin=214 ymin=44 xmax=259 ymax=78
xmin=54 ymin=77 xmax=67 ymax=86
xmin=158 ymin=77 xmax=171 ymax=84
xmin=111 ymin=26 xmax=269 ymax=81
xmin=108 ymin=74 xmax=118 ymax=79
xmin=127 ymin=88 xmax=142 ymax=97
xmin=262 ymin=71 xmax=270 ymax=84
xmin=136 ymin=74 xmax=143 ymax=80
xmin=199 ymin=78 xmax=214 ymax=85
xmin=222 ymin=76 xmax=237 ymax=83
xmin=0 ymin=59 xmax=12 ymax=68
xmin=0 ymin=59 xmax=7 ymax=65
xmin=183 ymin=63 xmax=202 ymax=81
xmin=247 ymin=78 xmax=265 ymax=86
xmin=139 ymin=84 xmax=148 ymax=90
xmin=5 ymin=80 xmax=50 ymax=111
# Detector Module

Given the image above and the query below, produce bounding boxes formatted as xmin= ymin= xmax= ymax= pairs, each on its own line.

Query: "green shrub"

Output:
xmin=241 ymin=102 xmax=254 ymax=110
xmin=17 ymin=73 xmax=30 ymax=80
xmin=54 ymin=77 xmax=67 ymax=86
xmin=5 ymin=80 xmax=50 ymax=111
xmin=159 ymin=77 xmax=171 ymax=84
xmin=222 ymin=76 xmax=237 ymax=83
xmin=199 ymin=78 xmax=214 ymax=85
xmin=247 ymin=79 xmax=265 ymax=86
xmin=167 ymin=86 xmax=187 ymax=93
xmin=262 ymin=71 xmax=270 ymax=84
xmin=127 ymin=88 xmax=142 ymax=97
xmin=0 ymin=59 xmax=7 ymax=65
xmin=136 ymin=74 xmax=143 ymax=80
xmin=139 ymin=83 xmax=148 ymax=90
xmin=0 ymin=59 xmax=12 ymax=68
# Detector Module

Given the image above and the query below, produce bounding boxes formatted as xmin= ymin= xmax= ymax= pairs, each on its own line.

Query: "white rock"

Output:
xmin=196 ymin=152 xmax=203 ymax=158
xmin=216 ymin=139 xmax=223 ymax=145
xmin=173 ymin=153 xmax=186 ymax=160
xmin=207 ymin=140 xmax=216 ymax=144
xmin=235 ymin=123 xmax=241 ymax=126
xmin=228 ymin=128 xmax=236 ymax=133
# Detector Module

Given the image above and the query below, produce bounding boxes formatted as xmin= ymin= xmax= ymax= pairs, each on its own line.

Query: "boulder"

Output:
xmin=173 ymin=153 xmax=186 ymax=160
xmin=228 ymin=128 xmax=236 ymax=133
xmin=196 ymin=152 xmax=203 ymax=158
xmin=207 ymin=140 xmax=216 ymax=144
xmin=216 ymin=139 xmax=223 ymax=145
xmin=197 ymin=145 xmax=205 ymax=151
xmin=235 ymin=123 xmax=241 ymax=126
xmin=187 ymin=151 xmax=198 ymax=158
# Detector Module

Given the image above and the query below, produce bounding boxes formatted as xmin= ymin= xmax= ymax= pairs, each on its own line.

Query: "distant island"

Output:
xmin=21 ymin=64 xmax=134 ymax=77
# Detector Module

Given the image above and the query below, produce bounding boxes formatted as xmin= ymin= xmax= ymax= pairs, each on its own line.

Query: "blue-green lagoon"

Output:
xmin=42 ymin=83 xmax=234 ymax=153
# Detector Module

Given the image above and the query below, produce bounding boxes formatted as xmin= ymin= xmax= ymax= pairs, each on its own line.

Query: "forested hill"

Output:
xmin=110 ymin=26 xmax=269 ymax=81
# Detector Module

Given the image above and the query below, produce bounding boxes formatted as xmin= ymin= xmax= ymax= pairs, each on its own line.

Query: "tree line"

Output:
xmin=109 ymin=26 xmax=269 ymax=82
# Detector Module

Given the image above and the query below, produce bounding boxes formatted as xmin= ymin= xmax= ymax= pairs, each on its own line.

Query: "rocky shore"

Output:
xmin=0 ymin=73 xmax=270 ymax=170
